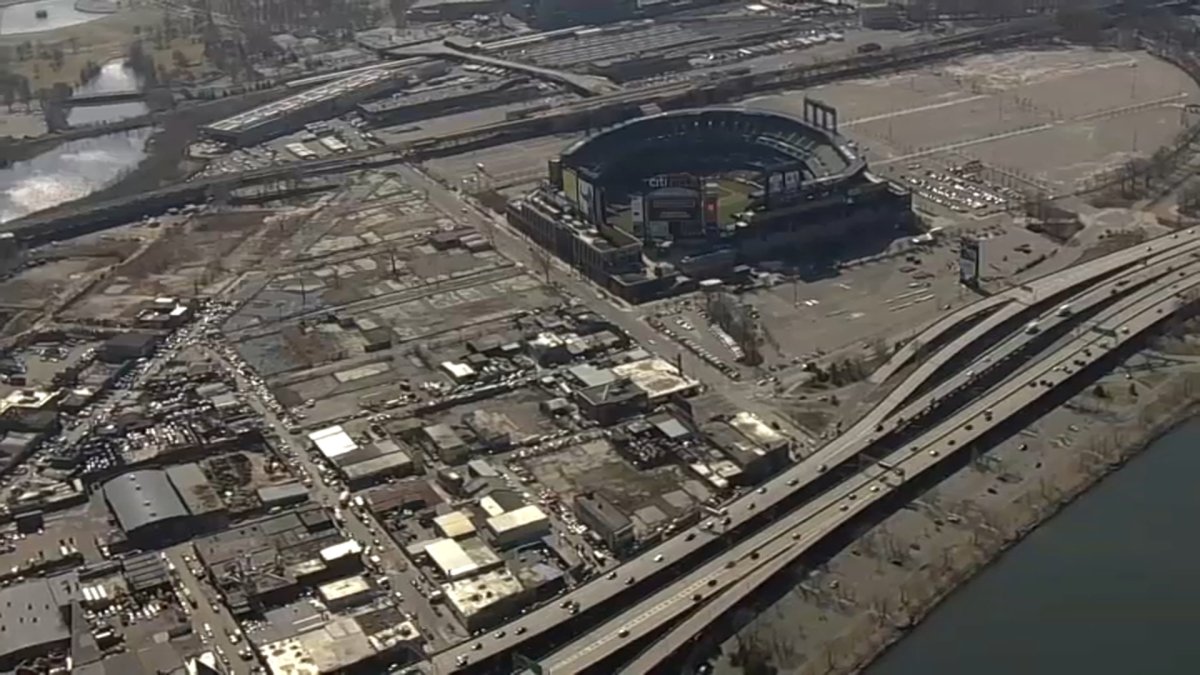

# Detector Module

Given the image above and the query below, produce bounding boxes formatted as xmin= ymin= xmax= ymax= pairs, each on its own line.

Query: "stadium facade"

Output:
xmin=506 ymin=103 xmax=913 ymax=303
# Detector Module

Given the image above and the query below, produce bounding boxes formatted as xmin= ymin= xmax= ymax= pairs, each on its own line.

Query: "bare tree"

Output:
xmin=530 ymin=245 xmax=553 ymax=285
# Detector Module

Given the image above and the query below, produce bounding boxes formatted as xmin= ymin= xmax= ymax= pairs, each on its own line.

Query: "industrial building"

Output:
xmin=201 ymin=66 xmax=443 ymax=146
xmin=0 ymin=577 xmax=75 ymax=671
xmin=193 ymin=505 xmax=361 ymax=615
xmin=485 ymin=504 xmax=551 ymax=548
xmin=98 ymin=332 xmax=159 ymax=363
xmin=575 ymin=377 xmax=648 ymax=425
xmin=0 ymin=388 xmax=60 ymax=434
xmin=257 ymin=481 xmax=311 ymax=509
xmin=441 ymin=568 xmax=526 ymax=631
xmin=421 ymin=423 xmax=470 ymax=464
xmin=513 ymin=0 xmax=724 ymax=28
xmin=307 ymin=426 xmax=415 ymax=488
xmin=102 ymin=469 xmax=195 ymax=546
xmin=507 ymin=105 xmax=912 ymax=302
xmin=434 ymin=510 xmax=477 ymax=539
xmin=258 ymin=609 xmax=421 ymax=674
xmin=702 ymin=413 xmax=792 ymax=485
xmin=357 ymin=74 xmax=545 ymax=126
xmin=574 ymin=492 xmax=634 ymax=554
xmin=490 ymin=13 xmax=792 ymax=80
xmin=409 ymin=0 xmax=500 ymax=20
xmin=424 ymin=537 xmax=503 ymax=580
xmin=316 ymin=575 xmax=376 ymax=611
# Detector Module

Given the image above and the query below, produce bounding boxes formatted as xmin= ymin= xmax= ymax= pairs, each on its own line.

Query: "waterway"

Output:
xmin=67 ymin=60 xmax=148 ymax=126
xmin=0 ymin=0 xmax=104 ymax=35
xmin=865 ymin=418 xmax=1200 ymax=675
xmin=0 ymin=61 xmax=151 ymax=224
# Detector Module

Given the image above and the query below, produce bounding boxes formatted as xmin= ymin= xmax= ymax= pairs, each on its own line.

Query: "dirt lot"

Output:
xmin=750 ymin=48 xmax=1200 ymax=196
xmin=62 ymin=210 xmax=285 ymax=322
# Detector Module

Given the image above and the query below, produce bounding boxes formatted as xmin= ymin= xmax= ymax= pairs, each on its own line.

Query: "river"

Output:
xmin=865 ymin=417 xmax=1200 ymax=675
xmin=68 ymin=60 xmax=149 ymax=126
xmin=0 ymin=61 xmax=151 ymax=224
xmin=0 ymin=0 xmax=104 ymax=35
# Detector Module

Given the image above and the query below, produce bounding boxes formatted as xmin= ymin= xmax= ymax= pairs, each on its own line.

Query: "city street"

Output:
xmin=164 ymin=543 xmax=249 ymax=673
xmin=394 ymin=164 xmax=810 ymax=445
xmin=204 ymin=345 xmax=461 ymax=650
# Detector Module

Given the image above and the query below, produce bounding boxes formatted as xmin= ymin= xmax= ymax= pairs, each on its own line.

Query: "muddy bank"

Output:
xmin=713 ymin=360 xmax=1200 ymax=675
xmin=845 ymin=388 xmax=1200 ymax=675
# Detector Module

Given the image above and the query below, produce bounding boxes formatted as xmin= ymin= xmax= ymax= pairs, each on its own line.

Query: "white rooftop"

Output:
xmin=308 ymin=425 xmax=358 ymax=460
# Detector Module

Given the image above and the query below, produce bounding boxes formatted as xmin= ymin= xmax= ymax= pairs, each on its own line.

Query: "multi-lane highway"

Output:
xmin=431 ymin=228 xmax=1200 ymax=672
xmin=543 ymin=250 xmax=1200 ymax=674
xmin=872 ymin=229 xmax=1200 ymax=384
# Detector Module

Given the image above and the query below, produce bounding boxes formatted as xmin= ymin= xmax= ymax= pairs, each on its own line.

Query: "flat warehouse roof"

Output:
xmin=308 ymin=425 xmax=358 ymax=460
xmin=425 ymin=538 xmax=478 ymax=579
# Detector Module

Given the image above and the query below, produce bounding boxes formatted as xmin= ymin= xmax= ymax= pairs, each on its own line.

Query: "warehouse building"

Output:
xmin=424 ymin=537 xmax=502 ymax=580
xmin=103 ymin=465 xmax=229 ymax=546
xmin=194 ymin=506 xmax=357 ymax=614
xmin=257 ymin=482 xmax=310 ymax=509
xmin=357 ymin=75 xmax=543 ymax=126
xmin=102 ymin=470 xmax=193 ymax=547
xmin=434 ymin=510 xmax=477 ymax=540
xmin=259 ymin=610 xmax=420 ymax=675
xmin=574 ymin=492 xmax=634 ymax=554
xmin=442 ymin=569 xmax=526 ymax=632
xmin=317 ymin=575 xmax=376 ymax=611
xmin=0 ymin=388 xmax=60 ymax=434
xmin=421 ymin=423 xmax=469 ymax=464
xmin=165 ymin=463 xmax=228 ymax=531
xmin=612 ymin=357 xmax=700 ymax=403
xmin=202 ymin=68 xmax=409 ymax=147
xmin=307 ymin=426 xmax=415 ymax=488
xmin=0 ymin=577 xmax=75 ymax=671
xmin=486 ymin=505 xmax=551 ymax=549
xmin=703 ymin=411 xmax=792 ymax=484
xmin=98 ymin=332 xmax=159 ymax=363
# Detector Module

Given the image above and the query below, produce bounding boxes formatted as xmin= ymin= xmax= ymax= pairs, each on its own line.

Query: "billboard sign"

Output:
xmin=647 ymin=173 xmax=701 ymax=190
xmin=959 ymin=236 xmax=980 ymax=284
xmin=562 ymin=168 xmax=580 ymax=210
xmin=703 ymin=185 xmax=720 ymax=237
xmin=767 ymin=172 xmax=784 ymax=196
xmin=646 ymin=186 xmax=702 ymax=239
xmin=784 ymin=169 xmax=802 ymax=193
xmin=630 ymin=194 xmax=647 ymax=236
xmin=578 ymin=179 xmax=595 ymax=220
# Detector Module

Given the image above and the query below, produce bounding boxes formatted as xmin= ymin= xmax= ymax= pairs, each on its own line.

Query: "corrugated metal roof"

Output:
xmin=103 ymin=470 xmax=189 ymax=534
xmin=165 ymin=463 xmax=223 ymax=516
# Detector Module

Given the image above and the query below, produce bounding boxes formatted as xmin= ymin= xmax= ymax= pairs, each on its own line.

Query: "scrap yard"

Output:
xmin=3 ymin=1 xmax=1200 ymax=674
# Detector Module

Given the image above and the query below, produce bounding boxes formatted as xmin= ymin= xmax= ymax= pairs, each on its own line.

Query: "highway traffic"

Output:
xmin=541 ymin=243 xmax=1200 ymax=673
xmin=433 ymin=228 xmax=1200 ymax=672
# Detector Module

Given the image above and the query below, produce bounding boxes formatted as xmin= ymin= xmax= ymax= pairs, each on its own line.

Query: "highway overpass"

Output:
xmin=542 ymin=238 xmax=1200 ymax=673
xmin=431 ymin=227 xmax=1200 ymax=673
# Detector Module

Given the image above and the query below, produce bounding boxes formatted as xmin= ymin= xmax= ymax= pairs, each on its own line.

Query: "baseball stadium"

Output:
xmin=506 ymin=102 xmax=913 ymax=303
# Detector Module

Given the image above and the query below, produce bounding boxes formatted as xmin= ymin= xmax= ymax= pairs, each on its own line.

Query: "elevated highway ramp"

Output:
xmin=433 ymin=228 xmax=1200 ymax=673
xmin=544 ymin=258 xmax=1200 ymax=674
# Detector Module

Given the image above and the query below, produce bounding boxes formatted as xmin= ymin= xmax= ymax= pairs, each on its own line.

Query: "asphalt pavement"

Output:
xmin=206 ymin=345 xmax=460 ymax=650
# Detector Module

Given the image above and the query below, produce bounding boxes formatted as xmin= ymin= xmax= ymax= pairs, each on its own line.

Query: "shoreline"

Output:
xmin=836 ymin=371 xmax=1200 ymax=675
xmin=712 ymin=352 xmax=1200 ymax=675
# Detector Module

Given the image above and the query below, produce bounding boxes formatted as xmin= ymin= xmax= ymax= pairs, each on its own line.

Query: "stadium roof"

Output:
xmin=560 ymin=106 xmax=861 ymax=183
